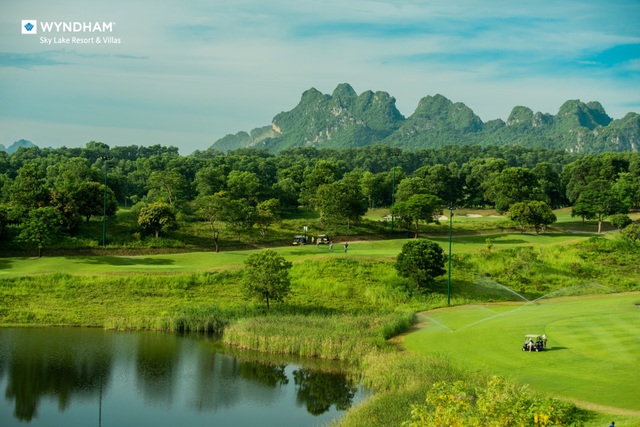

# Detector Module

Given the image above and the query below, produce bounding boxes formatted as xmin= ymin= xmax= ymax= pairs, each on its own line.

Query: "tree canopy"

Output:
xmin=395 ymin=239 xmax=447 ymax=291
xmin=242 ymin=250 xmax=292 ymax=309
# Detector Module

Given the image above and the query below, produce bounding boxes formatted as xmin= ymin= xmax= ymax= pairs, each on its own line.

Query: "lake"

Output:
xmin=0 ymin=328 xmax=369 ymax=427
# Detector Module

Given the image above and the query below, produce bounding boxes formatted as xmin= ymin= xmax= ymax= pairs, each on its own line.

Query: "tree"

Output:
xmin=300 ymin=160 xmax=341 ymax=206
xmin=313 ymin=175 xmax=368 ymax=229
xmin=361 ymin=171 xmax=384 ymax=208
xmin=395 ymin=239 xmax=446 ymax=291
xmin=0 ymin=205 xmax=7 ymax=239
xmin=227 ymin=170 xmax=265 ymax=205
xmin=613 ymin=172 xmax=640 ymax=211
xmin=572 ymin=179 xmax=628 ymax=233
xmin=138 ymin=202 xmax=177 ymax=238
xmin=147 ymin=169 xmax=186 ymax=205
xmin=49 ymin=188 xmax=82 ymax=233
xmin=533 ymin=162 xmax=566 ymax=208
xmin=194 ymin=192 xmax=231 ymax=252
xmin=18 ymin=207 xmax=64 ymax=257
xmin=491 ymin=167 xmax=543 ymax=213
xmin=255 ymin=198 xmax=280 ymax=237
xmin=242 ymin=250 xmax=292 ymax=310
xmin=226 ymin=198 xmax=255 ymax=240
xmin=393 ymin=194 xmax=444 ymax=238
xmin=394 ymin=177 xmax=428 ymax=203
xmin=9 ymin=162 xmax=49 ymax=217
xmin=194 ymin=164 xmax=228 ymax=197
xmin=460 ymin=157 xmax=506 ymax=207
xmin=507 ymin=201 xmax=556 ymax=234
xmin=73 ymin=181 xmax=117 ymax=222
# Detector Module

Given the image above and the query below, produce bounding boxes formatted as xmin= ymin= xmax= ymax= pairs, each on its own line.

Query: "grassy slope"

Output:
xmin=402 ymin=294 xmax=640 ymax=411
xmin=0 ymin=232 xmax=596 ymax=277
xmin=2 ymin=209 xmax=639 ymax=425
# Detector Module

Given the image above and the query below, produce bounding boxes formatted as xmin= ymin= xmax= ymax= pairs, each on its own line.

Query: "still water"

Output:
xmin=0 ymin=328 xmax=368 ymax=427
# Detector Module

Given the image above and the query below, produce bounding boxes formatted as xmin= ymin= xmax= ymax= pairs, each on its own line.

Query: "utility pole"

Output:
xmin=101 ymin=155 xmax=113 ymax=250
xmin=447 ymin=205 xmax=454 ymax=305
xmin=391 ymin=152 xmax=397 ymax=233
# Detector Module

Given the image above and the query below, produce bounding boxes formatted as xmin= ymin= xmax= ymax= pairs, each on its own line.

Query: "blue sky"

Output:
xmin=0 ymin=0 xmax=639 ymax=154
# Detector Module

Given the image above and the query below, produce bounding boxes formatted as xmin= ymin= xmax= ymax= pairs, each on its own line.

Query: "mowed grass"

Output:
xmin=402 ymin=293 xmax=640 ymax=412
xmin=0 ymin=233 xmax=598 ymax=277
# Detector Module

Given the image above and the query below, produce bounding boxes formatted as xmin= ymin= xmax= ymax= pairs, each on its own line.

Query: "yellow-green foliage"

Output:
xmin=405 ymin=376 xmax=585 ymax=427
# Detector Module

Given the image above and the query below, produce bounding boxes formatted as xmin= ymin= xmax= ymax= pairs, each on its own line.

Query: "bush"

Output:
xmin=405 ymin=376 xmax=586 ymax=427
xmin=610 ymin=214 xmax=633 ymax=230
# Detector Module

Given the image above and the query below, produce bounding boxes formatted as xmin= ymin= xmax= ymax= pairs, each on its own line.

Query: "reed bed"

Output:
xmin=223 ymin=312 xmax=414 ymax=363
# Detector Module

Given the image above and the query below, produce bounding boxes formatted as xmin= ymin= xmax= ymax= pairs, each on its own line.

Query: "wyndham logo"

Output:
xmin=21 ymin=21 xmax=115 ymax=34
xmin=22 ymin=20 xmax=37 ymax=34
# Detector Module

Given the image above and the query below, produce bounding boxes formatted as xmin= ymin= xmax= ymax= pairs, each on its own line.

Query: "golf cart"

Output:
xmin=316 ymin=234 xmax=330 ymax=244
xmin=522 ymin=334 xmax=547 ymax=352
xmin=292 ymin=235 xmax=307 ymax=246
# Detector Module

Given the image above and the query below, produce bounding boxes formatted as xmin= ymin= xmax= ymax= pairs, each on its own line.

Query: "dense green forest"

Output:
xmin=0 ymin=142 xmax=639 ymax=254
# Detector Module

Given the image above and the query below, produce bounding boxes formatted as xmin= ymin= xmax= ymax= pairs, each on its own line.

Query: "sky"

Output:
xmin=1 ymin=0 xmax=639 ymax=154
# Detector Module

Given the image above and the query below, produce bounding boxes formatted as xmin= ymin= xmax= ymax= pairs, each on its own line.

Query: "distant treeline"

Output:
xmin=0 ymin=142 xmax=638 ymax=246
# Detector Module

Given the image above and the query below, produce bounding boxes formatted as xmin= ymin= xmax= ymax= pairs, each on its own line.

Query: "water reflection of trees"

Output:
xmin=135 ymin=332 xmax=180 ymax=405
xmin=239 ymin=361 xmax=289 ymax=387
xmin=1 ymin=329 xmax=112 ymax=422
xmin=1 ymin=329 xmax=360 ymax=423
xmin=293 ymin=368 xmax=357 ymax=415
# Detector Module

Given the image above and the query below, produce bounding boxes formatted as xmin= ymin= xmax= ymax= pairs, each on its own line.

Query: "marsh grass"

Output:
xmin=223 ymin=312 xmax=414 ymax=363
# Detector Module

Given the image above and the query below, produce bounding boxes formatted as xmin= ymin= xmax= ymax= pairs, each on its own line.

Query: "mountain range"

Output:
xmin=210 ymin=83 xmax=640 ymax=154
xmin=0 ymin=139 xmax=36 ymax=155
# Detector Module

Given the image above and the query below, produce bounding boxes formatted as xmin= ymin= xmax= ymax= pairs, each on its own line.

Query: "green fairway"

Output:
xmin=0 ymin=233 xmax=597 ymax=277
xmin=403 ymin=293 xmax=640 ymax=412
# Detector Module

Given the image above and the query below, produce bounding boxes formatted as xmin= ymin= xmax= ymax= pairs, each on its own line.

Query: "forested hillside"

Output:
xmin=211 ymin=84 xmax=640 ymax=154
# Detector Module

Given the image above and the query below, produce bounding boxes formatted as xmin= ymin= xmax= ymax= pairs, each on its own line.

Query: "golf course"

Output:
xmin=403 ymin=293 xmax=640 ymax=412
xmin=2 ymin=222 xmax=639 ymax=426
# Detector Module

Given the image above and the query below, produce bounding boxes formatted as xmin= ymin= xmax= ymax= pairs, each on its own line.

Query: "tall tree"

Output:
xmin=225 ymin=198 xmax=255 ymax=240
xmin=226 ymin=170 xmax=265 ymax=205
xmin=194 ymin=192 xmax=231 ymax=252
xmin=532 ymin=162 xmax=566 ymax=208
xmin=393 ymin=194 xmax=444 ymax=238
xmin=18 ymin=207 xmax=64 ymax=257
xmin=9 ymin=162 xmax=49 ymax=217
xmin=314 ymin=175 xmax=368 ymax=229
xmin=394 ymin=177 xmax=428 ymax=203
xmin=147 ymin=169 xmax=186 ymax=205
xmin=255 ymin=198 xmax=280 ymax=237
xmin=491 ymin=167 xmax=543 ymax=213
xmin=300 ymin=160 xmax=341 ymax=206
xmin=572 ymin=179 xmax=628 ymax=233
xmin=73 ymin=181 xmax=117 ymax=222
xmin=242 ymin=250 xmax=292 ymax=310
xmin=137 ymin=202 xmax=177 ymax=238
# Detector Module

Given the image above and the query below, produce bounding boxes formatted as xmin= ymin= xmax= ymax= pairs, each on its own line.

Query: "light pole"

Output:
xmin=390 ymin=151 xmax=397 ymax=233
xmin=101 ymin=156 xmax=113 ymax=250
xmin=447 ymin=205 xmax=454 ymax=305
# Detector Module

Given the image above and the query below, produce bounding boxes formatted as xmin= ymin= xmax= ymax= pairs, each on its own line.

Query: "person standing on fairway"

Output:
xmin=344 ymin=242 xmax=348 ymax=253
xmin=329 ymin=241 xmax=333 ymax=251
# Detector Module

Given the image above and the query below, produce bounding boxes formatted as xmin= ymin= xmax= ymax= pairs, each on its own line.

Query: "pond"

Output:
xmin=0 ymin=328 xmax=369 ymax=427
